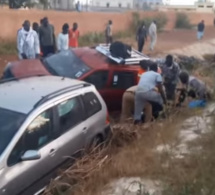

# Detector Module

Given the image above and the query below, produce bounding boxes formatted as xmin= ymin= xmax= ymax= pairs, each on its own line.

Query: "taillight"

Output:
xmin=106 ymin=111 xmax=110 ymax=124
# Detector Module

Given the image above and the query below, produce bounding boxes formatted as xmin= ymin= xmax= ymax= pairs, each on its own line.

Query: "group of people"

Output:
xmin=121 ymin=55 xmax=210 ymax=125
xmin=136 ymin=20 xmax=157 ymax=53
xmin=16 ymin=17 xmax=115 ymax=60
xmin=17 ymin=17 xmax=80 ymax=59
xmin=135 ymin=19 xmax=206 ymax=53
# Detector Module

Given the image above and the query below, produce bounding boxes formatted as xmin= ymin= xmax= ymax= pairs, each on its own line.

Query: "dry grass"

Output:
xmin=44 ymin=109 xmax=195 ymax=195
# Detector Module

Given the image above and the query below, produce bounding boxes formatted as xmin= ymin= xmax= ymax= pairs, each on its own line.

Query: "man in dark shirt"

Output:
xmin=160 ymin=55 xmax=180 ymax=104
xmin=197 ymin=20 xmax=205 ymax=40
xmin=136 ymin=22 xmax=147 ymax=53
xmin=39 ymin=17 xmax=56 ymax=57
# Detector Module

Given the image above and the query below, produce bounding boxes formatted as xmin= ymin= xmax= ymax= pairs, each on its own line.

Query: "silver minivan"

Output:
xmin=0 ymin=76 xmax=110 ymax=195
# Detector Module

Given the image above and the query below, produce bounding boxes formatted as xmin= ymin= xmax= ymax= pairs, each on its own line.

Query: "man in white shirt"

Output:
xmin=134 ymin=63 xmax=166 ymax=124
xmin=148 ymin=21 xmax=157 ymax=51
xmin=105 ymin=20 xmax=113 ymax=44
xmin=57 ymin=23 xmax=69 ymax=52
xmin=17 ymin=20 xmax=40 ymax=59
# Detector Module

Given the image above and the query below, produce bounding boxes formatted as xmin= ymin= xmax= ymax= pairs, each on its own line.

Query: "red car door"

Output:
xmin=104 ymin=70 xmax=137 ymax=111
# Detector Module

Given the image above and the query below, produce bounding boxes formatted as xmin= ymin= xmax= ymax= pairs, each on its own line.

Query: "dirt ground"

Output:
xmin=125 ymin=26 xmax=215 ymax=56
xmin=0 ymin=26 xmax=214 ymax=76
xmin=0 ymin=8 xmax=214 ymax=40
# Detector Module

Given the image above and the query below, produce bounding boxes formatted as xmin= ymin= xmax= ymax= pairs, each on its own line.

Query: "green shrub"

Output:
xmin=114 ymin=31 xmax=132 ymax=39
xmin=175 ymin=13 xmax=192 ymax=29
xmin=0 ymin=41 xmax=16 ymax=55
xmin=130 ymin=12 xmax=168 ymax=33
xmin=79 ymin=32 xmax=104 ymax=47
xmin=79 ymin=30 xmax=132 ymax=47
xmin=130 ymin=12 xmax=141 ymax=32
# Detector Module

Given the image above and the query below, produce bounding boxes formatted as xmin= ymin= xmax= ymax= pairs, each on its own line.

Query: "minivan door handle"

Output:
xmin=49 ymin=149 xmax=56 ymax=157
xmin=82 ymin=127 xmax=88 ymax=134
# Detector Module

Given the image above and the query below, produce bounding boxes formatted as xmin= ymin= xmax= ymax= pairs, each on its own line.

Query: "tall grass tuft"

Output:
xmin=175 ymin=13 xmax=193 ymax=29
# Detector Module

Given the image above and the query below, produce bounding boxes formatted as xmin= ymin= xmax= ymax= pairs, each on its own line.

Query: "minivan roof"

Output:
xmin=0 ymin=76 xmax=87 ymax=114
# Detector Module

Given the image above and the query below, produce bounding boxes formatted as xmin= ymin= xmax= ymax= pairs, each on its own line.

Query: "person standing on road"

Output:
xmin=197 ymin=20 xmax=205 ymax=40
xmin=105 ymin=20 xmax=113 ymax=44
xmin=69 ymin=22 xmax=80 ymax=48
xmin=17 ymin=20 xmax=40 ymax=59
xmin=57 ymin=23 xmax=69 ymax=52
xmin=39 ymin=17 xmax=56 ymax=57
xmin=160 ymin=55 xmax=180 ymax=105
xmin=136 ymin=22 xmax=147 ymax=53
xmin=148 ymin=20 xmax=157 ymax=51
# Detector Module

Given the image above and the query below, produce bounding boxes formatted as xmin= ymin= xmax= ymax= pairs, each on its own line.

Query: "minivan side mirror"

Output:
xmin=21 ymin=150 xmax=41 ymax=161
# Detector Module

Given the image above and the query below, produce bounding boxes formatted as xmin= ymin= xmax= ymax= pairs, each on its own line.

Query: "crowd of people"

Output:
xmin=16 ymin=17 xmax=114 ymax=60
xmin=17 ymin=17 xmax=80 ymax=59
xmin=121 ymin=55 xmax=210 ymax=125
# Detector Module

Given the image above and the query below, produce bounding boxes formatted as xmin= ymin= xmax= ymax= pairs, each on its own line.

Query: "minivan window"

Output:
xmin=8 ymin=109 xmax=53 ymax=166
xmin=83 ymin=92 xmax=102 ymax=117
xmin=43 ymin=50 xmax=91 ymax=79
xmin=0 ymin=108 xmax=26 ymax=156
xmin=57 ymin=96 xmax=84 ymax=134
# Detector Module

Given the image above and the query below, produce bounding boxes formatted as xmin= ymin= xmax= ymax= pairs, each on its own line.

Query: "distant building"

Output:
xmin=91 ymin=0 xmax=134 ymax=9
xmin=50 ymin=0 xmax=91 ymax=10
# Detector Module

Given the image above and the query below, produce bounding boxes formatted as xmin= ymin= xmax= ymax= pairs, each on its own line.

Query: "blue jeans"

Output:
xmin=134 ymin=90 xmax=163 ymax=121
xmin=197 ymin=31 xmax=204 ymax=40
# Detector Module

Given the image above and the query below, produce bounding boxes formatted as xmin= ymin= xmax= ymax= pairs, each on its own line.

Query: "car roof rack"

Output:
xmin=33 ymin=82 xmax=91 ymax=109
xmin=95 ymin=43 xmax=150 ymax=65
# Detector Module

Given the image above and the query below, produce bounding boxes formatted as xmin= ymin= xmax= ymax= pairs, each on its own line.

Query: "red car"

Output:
xmin=2 ymin=45 xmax=149 ymax=111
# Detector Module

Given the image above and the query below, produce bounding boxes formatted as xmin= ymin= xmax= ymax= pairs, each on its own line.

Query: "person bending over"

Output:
xmin=134 ymin=62 xmax=166 ymax=124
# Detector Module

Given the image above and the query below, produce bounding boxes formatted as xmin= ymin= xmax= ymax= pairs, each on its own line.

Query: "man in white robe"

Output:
xmin=17 ymin=20 xmax=40 ymax=59
xmin=148 ymin=21 xmax=157 ymax=51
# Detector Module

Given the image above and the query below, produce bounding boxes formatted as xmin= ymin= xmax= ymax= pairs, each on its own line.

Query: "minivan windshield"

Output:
xmin=0 ymin=108 xmax=26 ymax=156
xmin=43 ymin=50 xmax=91 ymax=79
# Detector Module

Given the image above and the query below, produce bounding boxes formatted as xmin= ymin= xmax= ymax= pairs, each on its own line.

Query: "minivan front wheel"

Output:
xmin=90 ymin=135 xmax=104 ymax=151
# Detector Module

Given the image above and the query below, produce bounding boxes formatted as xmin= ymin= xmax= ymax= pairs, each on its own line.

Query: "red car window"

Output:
xmin=83 ymin=71 xmax=109 ymax=89
xmin=112 ymin=71 xmax=135 ymax=89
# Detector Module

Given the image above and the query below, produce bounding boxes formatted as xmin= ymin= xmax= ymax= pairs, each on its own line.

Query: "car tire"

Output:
xmin=90 ymin=135 xmax=104 ymax=152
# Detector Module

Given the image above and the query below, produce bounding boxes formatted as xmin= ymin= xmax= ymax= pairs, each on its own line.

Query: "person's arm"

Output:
xmin=52 ymin=25 xmax=56 ymax=51
xmin=34 ymin=31 xmax=40 ymax=58
xmin=68 ymin=29 xmax=72 ymax=39
xmin=153 ymin=25 xmax=157 ymax=36
xmin=157 ymin=83 xmax=167 ymax=104
xmin=17 ymin=30 xmax=21 ymax=51
xmin=144 ymin=29 xmax=148 ymax=41
xmin=107 ymin=26 xmax=111 ymax=37
xmin=136 ymin=28 xmax=139 ymax=41
xmin=39 ymin=27 xmax=43 ymax=47
xmin=156 ymin=74 xmax=167 ymax=104
xmin=18 ymin=34 xmax=26 ymax=59
xmin=57 ymin=34 xmax=61 ymax=52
